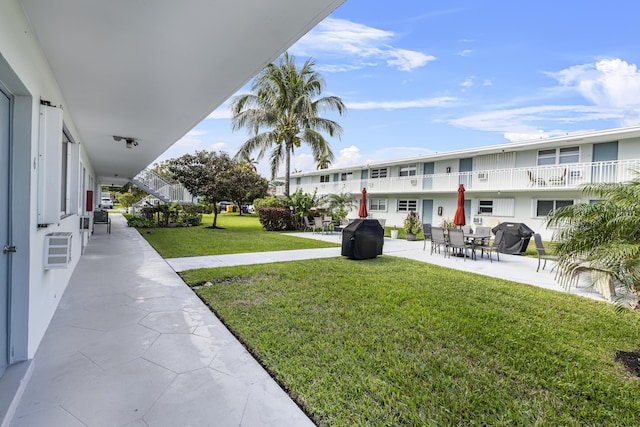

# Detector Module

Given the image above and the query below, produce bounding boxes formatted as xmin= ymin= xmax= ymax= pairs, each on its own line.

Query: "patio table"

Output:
xmin=464 ymin=234 xmax=492 ymax=260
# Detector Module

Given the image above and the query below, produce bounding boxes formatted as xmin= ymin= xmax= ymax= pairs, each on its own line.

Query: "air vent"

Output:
xmin=477 ymin=172 xmax=488 ymax=180
xmin=473 ymin=217 xmax=483 ymax=224
xmin=44 ymin=232 xmax=72 ymax=269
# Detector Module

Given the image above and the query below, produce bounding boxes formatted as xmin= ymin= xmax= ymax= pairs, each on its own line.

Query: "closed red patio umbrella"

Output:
xmin=358 ymin=188 xmax=368 ymax=218
xmin=453 ymin=184 xmax=466 ymax=227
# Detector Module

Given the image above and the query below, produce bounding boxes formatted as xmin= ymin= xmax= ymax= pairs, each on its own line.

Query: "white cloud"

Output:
xmin=450 ymin=104 xmax=622 ymax=142
xmin=460 ymin=78 xmax=474 ymax=89
xmin=347 ymin=96 xmax=456 ymax=110
xmin=551 ymin=58 xmax=640 ymax=108
xmin=209 ymin=142 xmax=228 ymax=152
xmin=173 ymin=130 xmax=206 ymax=149
xmin=457 ymin=49 xmax=472 ymax=56
xmin=291 ymin=18 xmax=435 ymax=72
xmin=332 ymin=145 xmax=363 ymax=168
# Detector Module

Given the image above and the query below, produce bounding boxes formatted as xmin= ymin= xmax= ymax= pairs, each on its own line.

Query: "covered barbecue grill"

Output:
xmin=341 ymin=219 xmax=384 ymax=260
xmin=491 ymin=222 xmax=534 ymax=255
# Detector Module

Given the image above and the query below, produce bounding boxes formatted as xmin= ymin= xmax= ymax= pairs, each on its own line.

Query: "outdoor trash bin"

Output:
xmin=341 ymin=219 xmax=384 ymax=260
xmin=491 ymin=222 xmax=534 ymax=254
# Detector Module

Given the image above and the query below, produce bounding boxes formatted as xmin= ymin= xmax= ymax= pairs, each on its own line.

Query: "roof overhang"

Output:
xmin=21 ymin=0 xmax=345 ymax=185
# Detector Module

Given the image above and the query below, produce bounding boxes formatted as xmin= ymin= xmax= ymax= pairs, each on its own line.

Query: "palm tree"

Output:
xmin=316 ymin=152 xmax=331 ymax=169
xmin=327 ymin=192 xmax=357 ymax=221
xmin=231 ymin=52 xmax=346 ymax=196
xmin=546 ymin=174 xmax=640 ymax=300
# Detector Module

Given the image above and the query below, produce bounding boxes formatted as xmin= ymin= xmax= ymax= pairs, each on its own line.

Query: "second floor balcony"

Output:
xmin=279 ymin=159 xmax=640 ymax=197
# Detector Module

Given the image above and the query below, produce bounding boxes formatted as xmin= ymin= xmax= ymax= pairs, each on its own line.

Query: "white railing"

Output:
xmin=132 ymin=169 xmax=193 ymax=203
xmin=276 ymin=159 xmax=640 ymax=196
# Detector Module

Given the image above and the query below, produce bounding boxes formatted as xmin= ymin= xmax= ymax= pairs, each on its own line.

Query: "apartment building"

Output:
xmin=282 ymin=127 xmax=640 ymax=239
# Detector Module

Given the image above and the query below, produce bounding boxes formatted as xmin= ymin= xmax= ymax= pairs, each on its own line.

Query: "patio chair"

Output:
xmin=461 ymin=225 xmax=472 ymax=235
xmin=422 ymin=223 xmax=432 ymax=250
xmin=548 ymin=168 xmax=567 ymax=186
xmin=476 ymin=229 xmax=504 ymax=263
xmin=533 ymin=233 xmax=560 ymax=272
xmin=313 ymin=217 xmax=325 ymax=234
xmin=303 ymin=216 xmax=314 ymax=232
xmin=430 ymin=227 xmax=448 ymax=256
xmin=447 ymin=228 xmax=473 ymax=261
xmin=527 ymin=170 xmax=545 ymax=187
xmin=93 ymin=209 xmax=111 ymax=234
xmin=475 ymin=226 xmax=492 ymax=245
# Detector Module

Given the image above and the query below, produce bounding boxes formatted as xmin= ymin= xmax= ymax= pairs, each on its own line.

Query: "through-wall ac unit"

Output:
xmin=477 ymin=172 xmax=488 ymax=180
xmin=473 ymin=217 xmax=483 ymax=224
xmin=44 ymin=232 xmax=72 ymax=269
xmin=410 ymin=179 xmax=417 ymax=186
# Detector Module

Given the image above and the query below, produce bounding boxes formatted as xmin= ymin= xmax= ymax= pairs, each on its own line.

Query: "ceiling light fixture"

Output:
xmin=113 ymin=135 xmax=139 ymax=149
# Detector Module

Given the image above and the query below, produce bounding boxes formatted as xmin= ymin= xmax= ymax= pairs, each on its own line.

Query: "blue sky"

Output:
xmin=154 ymin=0 xmax=640 ymax=177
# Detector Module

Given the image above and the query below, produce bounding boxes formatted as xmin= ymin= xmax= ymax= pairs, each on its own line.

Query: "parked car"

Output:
xmin=100 ymin=197 xmax=113 ymax=209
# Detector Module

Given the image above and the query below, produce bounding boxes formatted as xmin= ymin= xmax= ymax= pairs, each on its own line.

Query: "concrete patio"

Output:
xmin=9 ymin=215 xmax=621 ymax=426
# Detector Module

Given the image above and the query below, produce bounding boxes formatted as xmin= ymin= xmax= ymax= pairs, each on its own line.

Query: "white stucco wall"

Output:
xmin=1 ymin=1 xmax=96 ymax=357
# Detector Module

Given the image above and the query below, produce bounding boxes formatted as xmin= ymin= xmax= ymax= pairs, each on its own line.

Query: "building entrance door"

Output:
xmin=0 ymin=88 xmax=10 ymax=376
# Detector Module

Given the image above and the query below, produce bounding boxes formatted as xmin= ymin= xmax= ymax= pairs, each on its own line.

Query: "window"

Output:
xmin=371 ymin=168 xmax=388 ymax=179
xmin=478 ymin=200 xmax=493 ymax=214
xmin=397 ymin=199 xmax=417 ymax=212
xmin=370 ymin=198 xmax=387 ymax=211
xmin=340 ymin=172 xmax=353 ymax=181
xmin=559 ymin=146 xmax=579 ymax=164
xmin=537 ymin=146 xmax=579 ymax=165
xmin=320 ymin=174 xmax=330 ymax=183
xmin=399 ymin=164 xmax=417 ymax=177
xmin=536 ymin=199 xmax=573 ymax=217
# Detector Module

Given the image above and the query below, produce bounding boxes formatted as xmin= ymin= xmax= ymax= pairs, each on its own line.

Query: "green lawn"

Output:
xmin=184 ymin=257 xmax=640 ymax=426
xmin=139 ymin=213 xmax=338 ymax=258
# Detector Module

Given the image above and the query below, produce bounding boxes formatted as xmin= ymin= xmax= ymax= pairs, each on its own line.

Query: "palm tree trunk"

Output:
xmin=284 ymin=141 xmax=292 ymax=197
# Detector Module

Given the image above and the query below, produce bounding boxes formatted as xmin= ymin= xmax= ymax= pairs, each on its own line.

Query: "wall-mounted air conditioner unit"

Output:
xmin=473 ymin=217 xmax=483 ymax=224
xmin=477 ymin=172 xmax=488 ymax=180
xmin=44 ymin=232 xmax=72 ymax=269
xmin=410 ymin=179 xmax=417 ymax=186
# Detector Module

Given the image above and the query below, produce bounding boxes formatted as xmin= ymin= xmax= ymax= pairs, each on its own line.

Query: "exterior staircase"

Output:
xmin=130 ymin=168 xmax=193 ymax=205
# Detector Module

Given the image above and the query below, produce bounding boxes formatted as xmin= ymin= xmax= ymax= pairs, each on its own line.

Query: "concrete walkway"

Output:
xmin=168 ymin=231 xmax=612 ymax=303
xmin=10 ymin=215 xmax=314 ymax=427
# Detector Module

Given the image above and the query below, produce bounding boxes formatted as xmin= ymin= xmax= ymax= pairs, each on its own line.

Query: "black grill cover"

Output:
xmin=491 ymin=222 xmax=534 ymax=254
xmin=341 ymin=219 xmax=384 ymax=260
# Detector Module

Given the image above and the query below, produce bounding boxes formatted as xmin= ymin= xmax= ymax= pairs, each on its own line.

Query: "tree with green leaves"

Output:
xmin=327 ymin=192 xmax=357 ymax=221
xmin=167 ymin=151 xmax=235 ymax=228
xmin=546 ymin=175 xmax=640 ymax=301
xmin=231 ymin=52 xmax=346 ymax=197
xmin=226 ymin=164 xmax=269 ymax=215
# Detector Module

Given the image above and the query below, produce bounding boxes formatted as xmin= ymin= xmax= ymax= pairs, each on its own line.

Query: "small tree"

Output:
xmin=288 ymin=189 xmax=326 ymax=222
xmin=327 ymin=192 xmax=357 ymax=221
xmin=168 ymin=151 xmax=234 ymax=228
xmin=226 ymin=164 xmax=269 ymax=215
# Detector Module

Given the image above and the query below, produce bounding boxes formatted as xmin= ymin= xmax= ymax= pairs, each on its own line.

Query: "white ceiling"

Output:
xmin=21 ymin=0 xmax=345 ymax=185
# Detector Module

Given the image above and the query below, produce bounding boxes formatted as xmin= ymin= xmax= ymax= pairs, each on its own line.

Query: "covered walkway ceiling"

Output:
xmin=21 ymin=0 xmax=345 ymax=184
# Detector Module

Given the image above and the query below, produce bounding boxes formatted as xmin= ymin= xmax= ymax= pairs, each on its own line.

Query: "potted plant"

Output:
xmin=403 ymin=210 xmax=421 ymax=241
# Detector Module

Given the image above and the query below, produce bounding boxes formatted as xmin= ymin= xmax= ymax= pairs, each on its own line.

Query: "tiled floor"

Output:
xmin=10 ymin=216 xmax=314 ymax=427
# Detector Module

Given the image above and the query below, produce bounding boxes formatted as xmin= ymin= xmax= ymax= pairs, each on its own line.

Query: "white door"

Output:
xmin=0 ymin=88 xmax=10 ymax=376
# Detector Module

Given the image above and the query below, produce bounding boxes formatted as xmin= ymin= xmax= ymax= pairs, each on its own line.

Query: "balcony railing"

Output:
xmin=277 ymin=159 xmax=640 ymax=196
xmin=132 ymin=169 xmax=193 ymax=203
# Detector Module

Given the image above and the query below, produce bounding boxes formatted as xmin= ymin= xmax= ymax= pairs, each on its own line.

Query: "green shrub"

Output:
xmin=258 ymin=207 xmax=297 ymax=231
xmin=127 ymin=216 xmax=156 ymax=228
xmin=254 ymin=196 xmax=290 ymax=210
